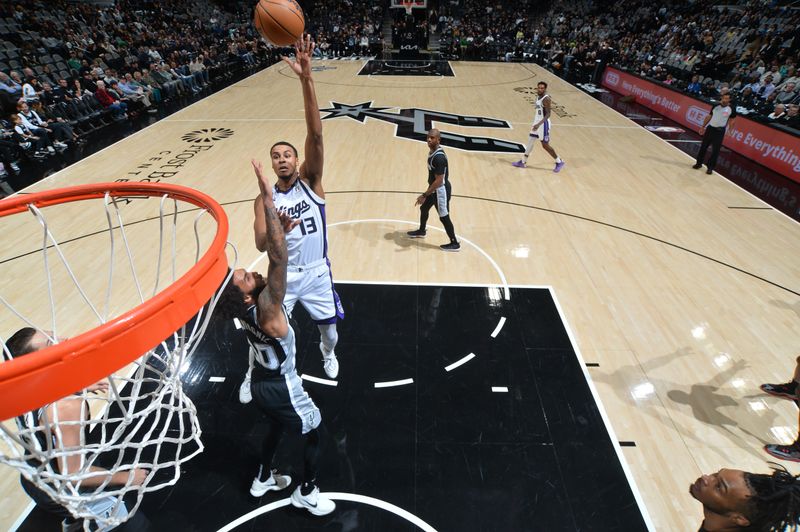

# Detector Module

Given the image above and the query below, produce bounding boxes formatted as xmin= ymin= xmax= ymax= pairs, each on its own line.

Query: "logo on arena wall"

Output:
xmin=319 ymin=101 xmax=524 ymax=153
xmin=181 ymin=128 xmax=235 ymax=143
xmin=685 ymin=106 xmax=709 ymax=128
xmin=604 ymin=71 xmax=620 ymax=87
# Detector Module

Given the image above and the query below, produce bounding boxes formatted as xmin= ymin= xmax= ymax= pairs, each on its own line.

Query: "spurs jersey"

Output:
xmin=241 ymin=304 xmax=296 ymax=377
xmin=427 ymin=147 xmax=449 ymax=186
xmin=273 ymin=179 xmax=327 ymax=267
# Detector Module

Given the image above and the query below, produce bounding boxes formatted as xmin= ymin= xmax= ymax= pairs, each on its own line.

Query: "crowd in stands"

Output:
xmin=0 ymin=0 xmax=284 ymax=182
xmin=2 ymin=0 xmax=798 ymax=186
xmin=437 ymin=0 xmax=799 ymax=130
xmin=305 ymin=0 xmax=385 ymax=57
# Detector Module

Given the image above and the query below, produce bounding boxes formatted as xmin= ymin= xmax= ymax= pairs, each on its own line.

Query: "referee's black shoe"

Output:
xmin=692 ymin=163 xmax=702 ymax=169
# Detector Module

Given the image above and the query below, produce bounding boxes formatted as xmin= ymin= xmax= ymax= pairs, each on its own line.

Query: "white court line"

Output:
xmin=208 ymin=376 xmax=225 ymax=383
xmin=9 ymin=502 xmax=35 ymax=532
xmin=445 ymin=353 xmax=476 ymax=372
xmin=166 ymin=118 xmax=304 ymax=122
xmin=510 ymin=122 xmax=640 ymax=129
xmin=491 ymin=386 xmax=509 ymax=392
xmin=334 ymin=280 xmax=550 ymax=289
xmin=326 ymin=219 xmax=511 ymax=300
xmin=246 ymin=220 xmax=513 ymax=300
xmin=490 ymin=317 xmax=506 ymax=338
xmin=666 ymin=139 xmax=701 ymax=143
xmin=300 ymin=374 xmax=338 ymax=386
xmin=549 ymin=288 xmax=656 ymax=531
xmin=374 ymin=378 xmax=414 ymax=388
xmin=216 ymin=491 xmax=438 ymax=532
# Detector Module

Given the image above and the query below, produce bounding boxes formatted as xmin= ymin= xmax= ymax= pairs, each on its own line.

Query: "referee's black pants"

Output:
xmin=696 ymin=125 xmax=725 ymax=172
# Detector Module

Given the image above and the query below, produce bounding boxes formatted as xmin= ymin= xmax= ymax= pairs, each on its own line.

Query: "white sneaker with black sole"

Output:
xmin=250 ymin=468 xmax=291 ymax=497
xmin=290 ymin=485 xmax=335 ymax=516
xmin=320 ymin=342 xmax=339 ymax=379
xmin=239 ymin=373 xmax=252 ymax=404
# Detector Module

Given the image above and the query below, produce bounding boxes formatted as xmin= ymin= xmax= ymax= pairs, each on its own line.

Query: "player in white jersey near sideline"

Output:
xmin=215 ymin=156 xmax=336 ymax=516
xmin=240 ymin=35 xmax=343 ymax=405
xmin=512 ymin=81 xmax=566 ymax=172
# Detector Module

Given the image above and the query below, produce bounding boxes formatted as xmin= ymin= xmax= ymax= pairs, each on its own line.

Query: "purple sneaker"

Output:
xmin=511 ymin=160 xmax=526 ymax=168
xmin=553 ymin=161 xmax=565 ymax=173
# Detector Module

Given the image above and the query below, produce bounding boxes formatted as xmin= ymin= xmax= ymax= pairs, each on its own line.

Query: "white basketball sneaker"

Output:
xmin=320 ymin=342 xmax=339 ymax=379
xmin=250 ymin=468 xmax=292 ymax=497
xmin=290 ymin=485 xmax=335 ymax=516
xmin=239 ymin=374 xmax=252 ymax=404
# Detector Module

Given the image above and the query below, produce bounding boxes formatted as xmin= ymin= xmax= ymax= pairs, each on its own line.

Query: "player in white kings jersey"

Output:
xmin=512 ymin=81 xmax=565 ymax=172
xmin=240 ymin=35 xmax=343 ymax=405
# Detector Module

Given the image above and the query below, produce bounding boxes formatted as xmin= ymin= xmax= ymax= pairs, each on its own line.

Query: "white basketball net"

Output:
xmin=0 ymin=191 xmax=234 ymax=530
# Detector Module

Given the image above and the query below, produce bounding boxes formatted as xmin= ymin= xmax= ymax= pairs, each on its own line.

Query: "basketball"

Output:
xmin=253 ymin=0 xmax=305 ymax=46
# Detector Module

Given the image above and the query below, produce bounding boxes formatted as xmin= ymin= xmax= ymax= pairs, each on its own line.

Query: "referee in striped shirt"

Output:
xmin=693 ymin=93 xmax=736 ymax=175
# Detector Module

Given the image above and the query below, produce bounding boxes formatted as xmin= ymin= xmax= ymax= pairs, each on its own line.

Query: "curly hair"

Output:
xmin=214 ymin=274 xmax=250 ymax=321
xmin=743 ymin=464 xmax=800 ymax=531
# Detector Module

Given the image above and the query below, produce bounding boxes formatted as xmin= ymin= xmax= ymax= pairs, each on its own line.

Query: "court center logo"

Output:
xmin=320 ymin=101 xmax=524 ymax=153
xmin=181 ymin=128 xmax=235 ymax=143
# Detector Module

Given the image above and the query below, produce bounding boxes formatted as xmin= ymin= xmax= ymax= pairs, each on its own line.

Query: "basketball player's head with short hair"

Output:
xmin=691 ymin=465 xmax=800 ymax=531
xmin=537 ymin=81 xmax=548 ymax=96
xmin=270 ymin=141 xmax=299 ymax=182
xmin=4 ymin=327 xmax=52 ymax=360
xmin=215 ymin=268 xmax=267 ymax=320
xmin=426 ymin=128 xmax=441 ymax=151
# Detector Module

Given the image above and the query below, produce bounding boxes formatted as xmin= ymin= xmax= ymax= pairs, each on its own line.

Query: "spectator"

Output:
xmin=115 ymin=77 xmax=155 ymax=113
xmin=767 ymin=104 xmax=787 ymax=121
xmin=94 ymin=80 xmax=128 ymax=120
xmin=784 ymin=104 xmax=800 ymax=129
xmin=11 ymin=113 xmax=54 ymax=158
xmin=775 ymin=82 xmax=797 ymax=105
xmin=0 ymin=72 xmax=22 ymax=98
xmin=687 ymin=75 xmax=702 ymax=95
xmin=17 ymin=100 xmax=68 ymax=151
xmin=21 ymin=77 xmax=41 ymax=103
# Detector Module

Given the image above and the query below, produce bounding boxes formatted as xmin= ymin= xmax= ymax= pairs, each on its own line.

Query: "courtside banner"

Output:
xmin=602 ymin=67 xmax=800 ymax=182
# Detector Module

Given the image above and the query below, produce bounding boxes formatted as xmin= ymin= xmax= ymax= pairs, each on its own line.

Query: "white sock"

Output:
xmin=555 ymin=156 xmax=563 ymax=163
xmin=318 ymin=323 xmax=338 ymax=355
xmin=522 ymin=137 xmax=535 ymax=161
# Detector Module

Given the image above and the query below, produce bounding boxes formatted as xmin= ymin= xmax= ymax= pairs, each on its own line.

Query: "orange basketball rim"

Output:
xmin=0 ymin=182 xmax=229 ymax=420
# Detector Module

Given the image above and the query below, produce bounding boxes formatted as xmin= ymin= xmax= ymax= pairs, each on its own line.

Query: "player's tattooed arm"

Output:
xmin=254 ymin=193 xmax=299 ymax=252
xmin=252 ymin=159 xmax=299 ymax=334
xmin=253 ymin=196 xmax=268 ymax=252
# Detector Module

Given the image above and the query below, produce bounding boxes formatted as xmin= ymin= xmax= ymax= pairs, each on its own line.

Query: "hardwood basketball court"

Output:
xmin=1 ymin=59 xmax=799 ymax=530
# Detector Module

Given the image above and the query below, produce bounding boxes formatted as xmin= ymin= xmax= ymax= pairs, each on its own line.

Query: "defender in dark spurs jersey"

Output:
xmin=407 ymin=128 xmax=461 ymax=252
xmin=512 ymin=81 xmax=566 ymax=172
xmin=5 ymin=328 xmax=150 ymax=531
xmin=217 ymin=156 xmax=335 ymax=517
xmin=239 ymin=34 xmax=343 ymax=409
